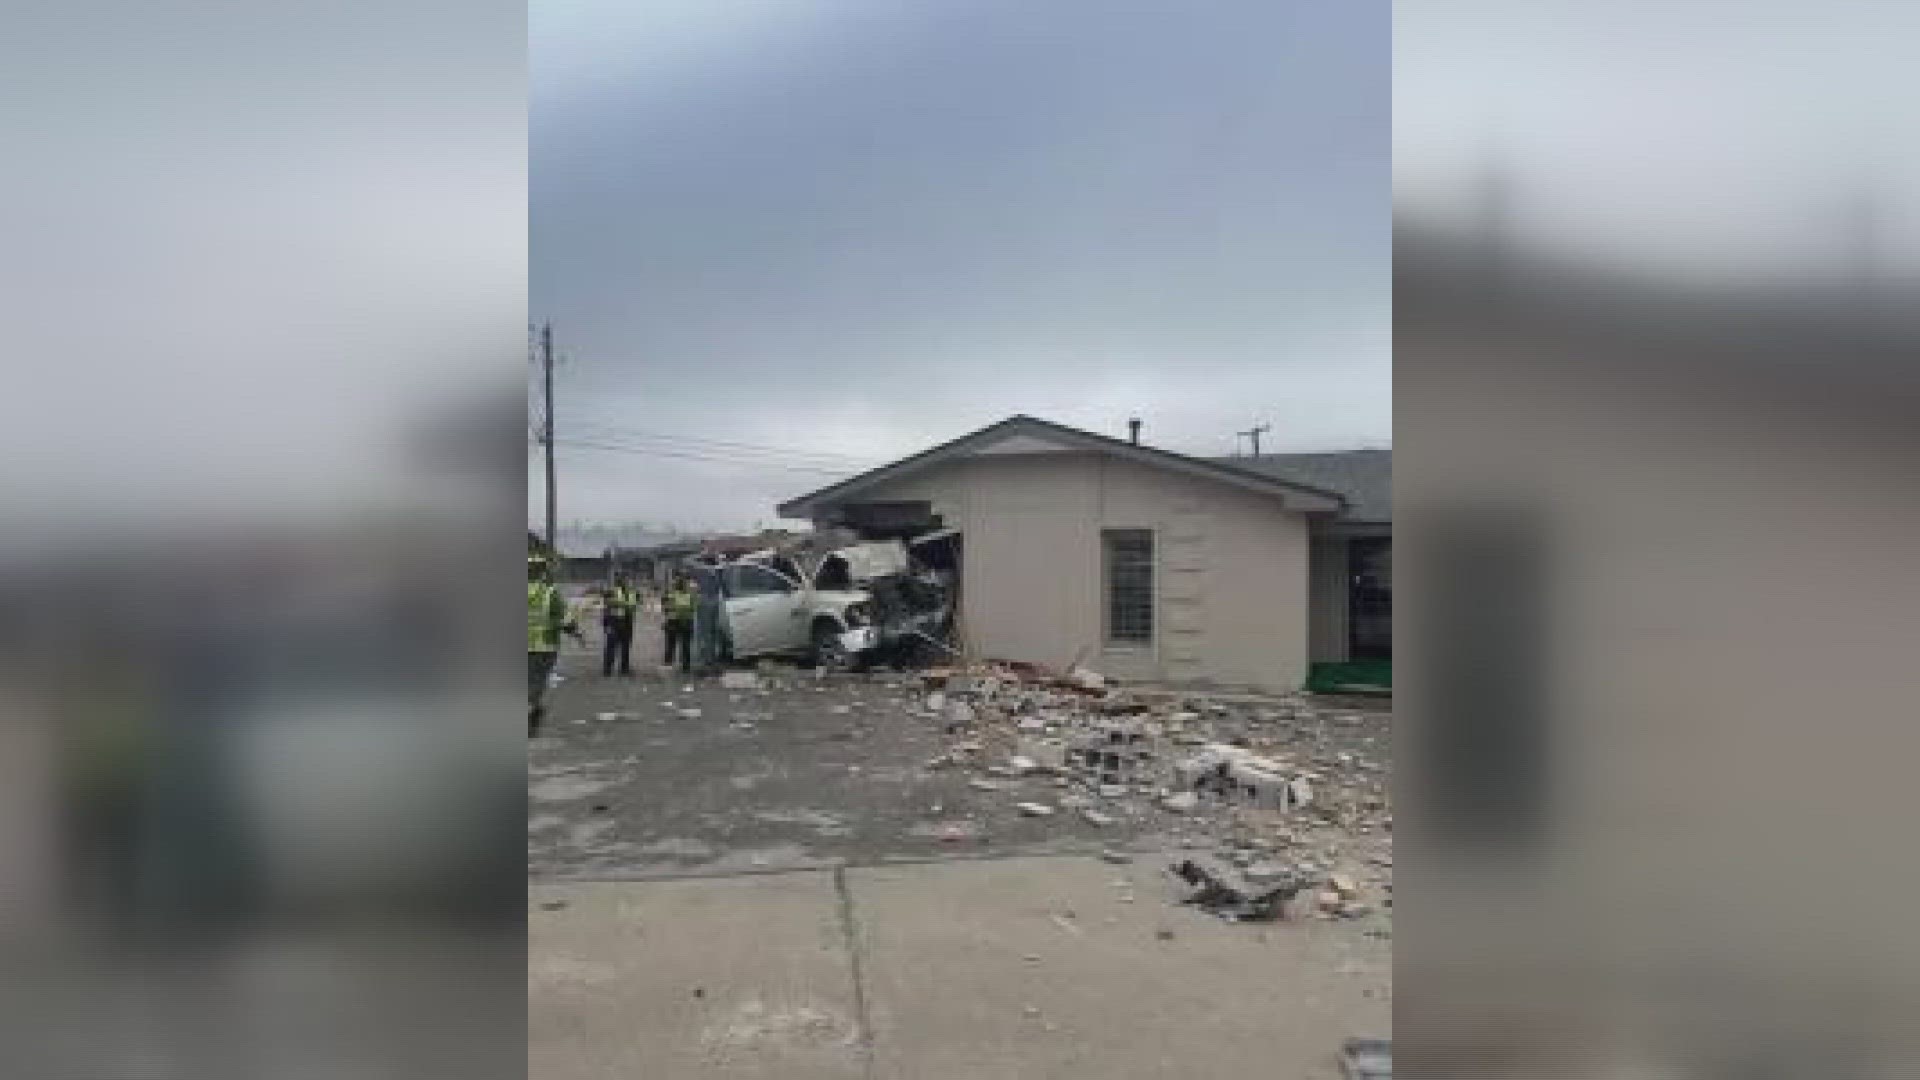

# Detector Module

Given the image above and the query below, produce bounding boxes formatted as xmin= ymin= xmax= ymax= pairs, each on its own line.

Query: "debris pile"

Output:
xmin=913 ymin=660 xmax=1392 ymax=924
xmin=1168 ymin=856 xmax=1313 ymax=922
xmin=1340 ymin=1037 xmax=1392 ymax=1080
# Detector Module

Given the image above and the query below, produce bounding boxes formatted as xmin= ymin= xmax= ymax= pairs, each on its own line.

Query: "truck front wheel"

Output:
xmin=808 ymin=621 xmax=860 ymax=672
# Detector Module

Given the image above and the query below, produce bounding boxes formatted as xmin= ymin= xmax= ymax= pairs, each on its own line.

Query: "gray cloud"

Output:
xmin=1395 ymin=1 xmax=1920 ymax=278
xmin=532 ymin=0 xmax=1390 ymax=527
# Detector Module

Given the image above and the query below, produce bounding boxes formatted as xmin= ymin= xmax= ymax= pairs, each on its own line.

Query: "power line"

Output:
xmin=561 ymin=428 xmax=882 ymax=472
xmin=545 ymin=437 xmax=861 ymax=477
xmin=563 ymin=421 xmax=885 ymax=467
xmin=567 ymin=428 xmax=881 ymax=469
xmin=552 ymin=438 xmax=859 ymax=476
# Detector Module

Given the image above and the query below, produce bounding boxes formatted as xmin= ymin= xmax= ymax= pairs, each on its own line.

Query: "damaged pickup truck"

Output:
xmin=716 ymin=529 xmax=958 ymax=670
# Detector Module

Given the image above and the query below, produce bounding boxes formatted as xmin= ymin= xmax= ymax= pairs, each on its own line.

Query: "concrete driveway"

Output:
xmin=531 ymin=857 xmax=1387 ymax=1080
xmin=531 ymin=629 xmax=1391 ymax=1078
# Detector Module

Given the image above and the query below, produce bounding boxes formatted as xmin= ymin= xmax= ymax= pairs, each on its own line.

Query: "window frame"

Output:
xmin=1101 ymin=527 xmax=1156 ymax=649
xmin=724 ymin=563 xmax=799 ymax=598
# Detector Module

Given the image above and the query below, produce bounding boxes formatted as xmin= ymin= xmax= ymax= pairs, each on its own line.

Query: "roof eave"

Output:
xmin=778 ymin=415 xmax=1348 ymax=517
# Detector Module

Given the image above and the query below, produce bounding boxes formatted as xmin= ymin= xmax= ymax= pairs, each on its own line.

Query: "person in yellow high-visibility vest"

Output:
xmin=661 ymin=573 xmax=698 ymax=673
xmin=600 ymin=573 xmax=639 ymax=677
xmin=527 ymin=553 xmax=577 ymax=735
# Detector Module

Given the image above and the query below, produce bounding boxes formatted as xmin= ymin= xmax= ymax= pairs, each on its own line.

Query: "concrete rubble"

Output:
xmin=907 ymin=658 xmax=1393 ymax=926
xmin=1168 ymin=856 xmax=1312 ymax=922
xmin=1340 ymin=1037 xmax=1392 ymax=1080
xmin=576 ymin=648 xmax=1388 ymax=928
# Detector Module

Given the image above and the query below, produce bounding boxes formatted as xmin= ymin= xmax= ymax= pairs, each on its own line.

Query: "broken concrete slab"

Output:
xmin=1341 ymin=1037 xmax=1392 ymax=1080
xmin=1013 ymin=737 xmax=1068 ymax=772
xmin=1168 ymin=857 xmax=1310 ymax=922
xmin=1068 ymin=666 xmax=1106 ymax=690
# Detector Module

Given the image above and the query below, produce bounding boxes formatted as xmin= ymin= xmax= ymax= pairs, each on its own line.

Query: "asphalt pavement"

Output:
xmin=530 ymin=619 xmax=1391 ymax=1079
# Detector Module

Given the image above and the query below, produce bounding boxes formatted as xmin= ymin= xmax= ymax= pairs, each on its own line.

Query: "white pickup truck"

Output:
xmin=716 ymin=551 xmax=880 ymax=669
xmin=718 ymin=536 xmax=954 ymax=668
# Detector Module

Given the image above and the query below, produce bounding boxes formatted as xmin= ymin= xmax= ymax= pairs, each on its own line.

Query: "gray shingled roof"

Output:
xmin=780 ymin=415 xmax=1348 ymax=519
xmin=1212 ymin=448 xmax=1391 ymax=524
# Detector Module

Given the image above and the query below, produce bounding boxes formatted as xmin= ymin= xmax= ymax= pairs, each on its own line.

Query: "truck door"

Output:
xmin=721 ymin=563 xmax=807 ymax=656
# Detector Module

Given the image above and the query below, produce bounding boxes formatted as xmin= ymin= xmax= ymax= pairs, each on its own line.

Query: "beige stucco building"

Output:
xmin=778 ymin=416 xmax=1389 ymax=694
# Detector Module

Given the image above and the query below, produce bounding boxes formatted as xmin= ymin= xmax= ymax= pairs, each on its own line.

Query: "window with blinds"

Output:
xmin=1102 ymin=529 xmax=1154 ymax=644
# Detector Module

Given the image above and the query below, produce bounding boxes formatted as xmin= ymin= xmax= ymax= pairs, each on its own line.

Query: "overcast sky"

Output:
xmin=531 ymin=0 xmax=1390 ymax=529
xmin=1395 ymin=2 xmax=1919 ymax=279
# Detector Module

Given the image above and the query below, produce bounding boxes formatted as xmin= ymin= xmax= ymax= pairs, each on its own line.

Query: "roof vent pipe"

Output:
xmin=1127 ymin=417 xmax=1142 ymax=444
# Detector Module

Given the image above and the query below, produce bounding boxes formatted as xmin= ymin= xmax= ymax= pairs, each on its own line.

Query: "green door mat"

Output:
xmin=1307 ymin=660 xmax=1391 ymax=694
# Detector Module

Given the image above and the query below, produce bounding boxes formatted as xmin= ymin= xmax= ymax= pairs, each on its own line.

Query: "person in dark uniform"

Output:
xmin=600 ymin=573 xmax=638 ymax=677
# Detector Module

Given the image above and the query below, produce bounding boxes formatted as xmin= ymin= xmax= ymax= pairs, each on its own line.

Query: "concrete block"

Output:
xmin=1226 ymin=760 xmax=1291 ymax=808
xmin=1161 ymin=792 xmax=1200 ymax=813
xmin=1161 ymin=605 xmax=1204 ymax=634
xmin=1164 ymin=546 xmax=1209 ymax=572
xmin=1167 ymin=515 xmax=1210 ymax=542
xmin=1173 ymin=750 xmax=1228 ymax=788
xmin=1160 ymin=568 xmax=1206 ymax=601
xmin=1015 ymin=738 xmax=1068 ymax=771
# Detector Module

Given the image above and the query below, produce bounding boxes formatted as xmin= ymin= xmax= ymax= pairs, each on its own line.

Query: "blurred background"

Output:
xmin=1396 ymin=1 xmax=1920 ymax=1076
xmin=3 ymin=0 xmax=1916 ymax=1076
xmin=0 ymin=0 xmax=525 ymax=1077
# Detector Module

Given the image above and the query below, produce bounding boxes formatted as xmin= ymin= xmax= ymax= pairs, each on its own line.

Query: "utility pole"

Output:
xmin=1238 ymin=423 xmax=1270 ymax=459
xmin=539 ymin=320 xmax=558 ymax=553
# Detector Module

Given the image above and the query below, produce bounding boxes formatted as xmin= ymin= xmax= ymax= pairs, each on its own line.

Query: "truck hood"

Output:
xmin=809 ymin=589 xmax=871 ymax=610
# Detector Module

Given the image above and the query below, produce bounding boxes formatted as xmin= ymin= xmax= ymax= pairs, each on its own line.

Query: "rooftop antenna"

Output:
xmin=1237 ymin=423 xmax=1271 ymax=459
